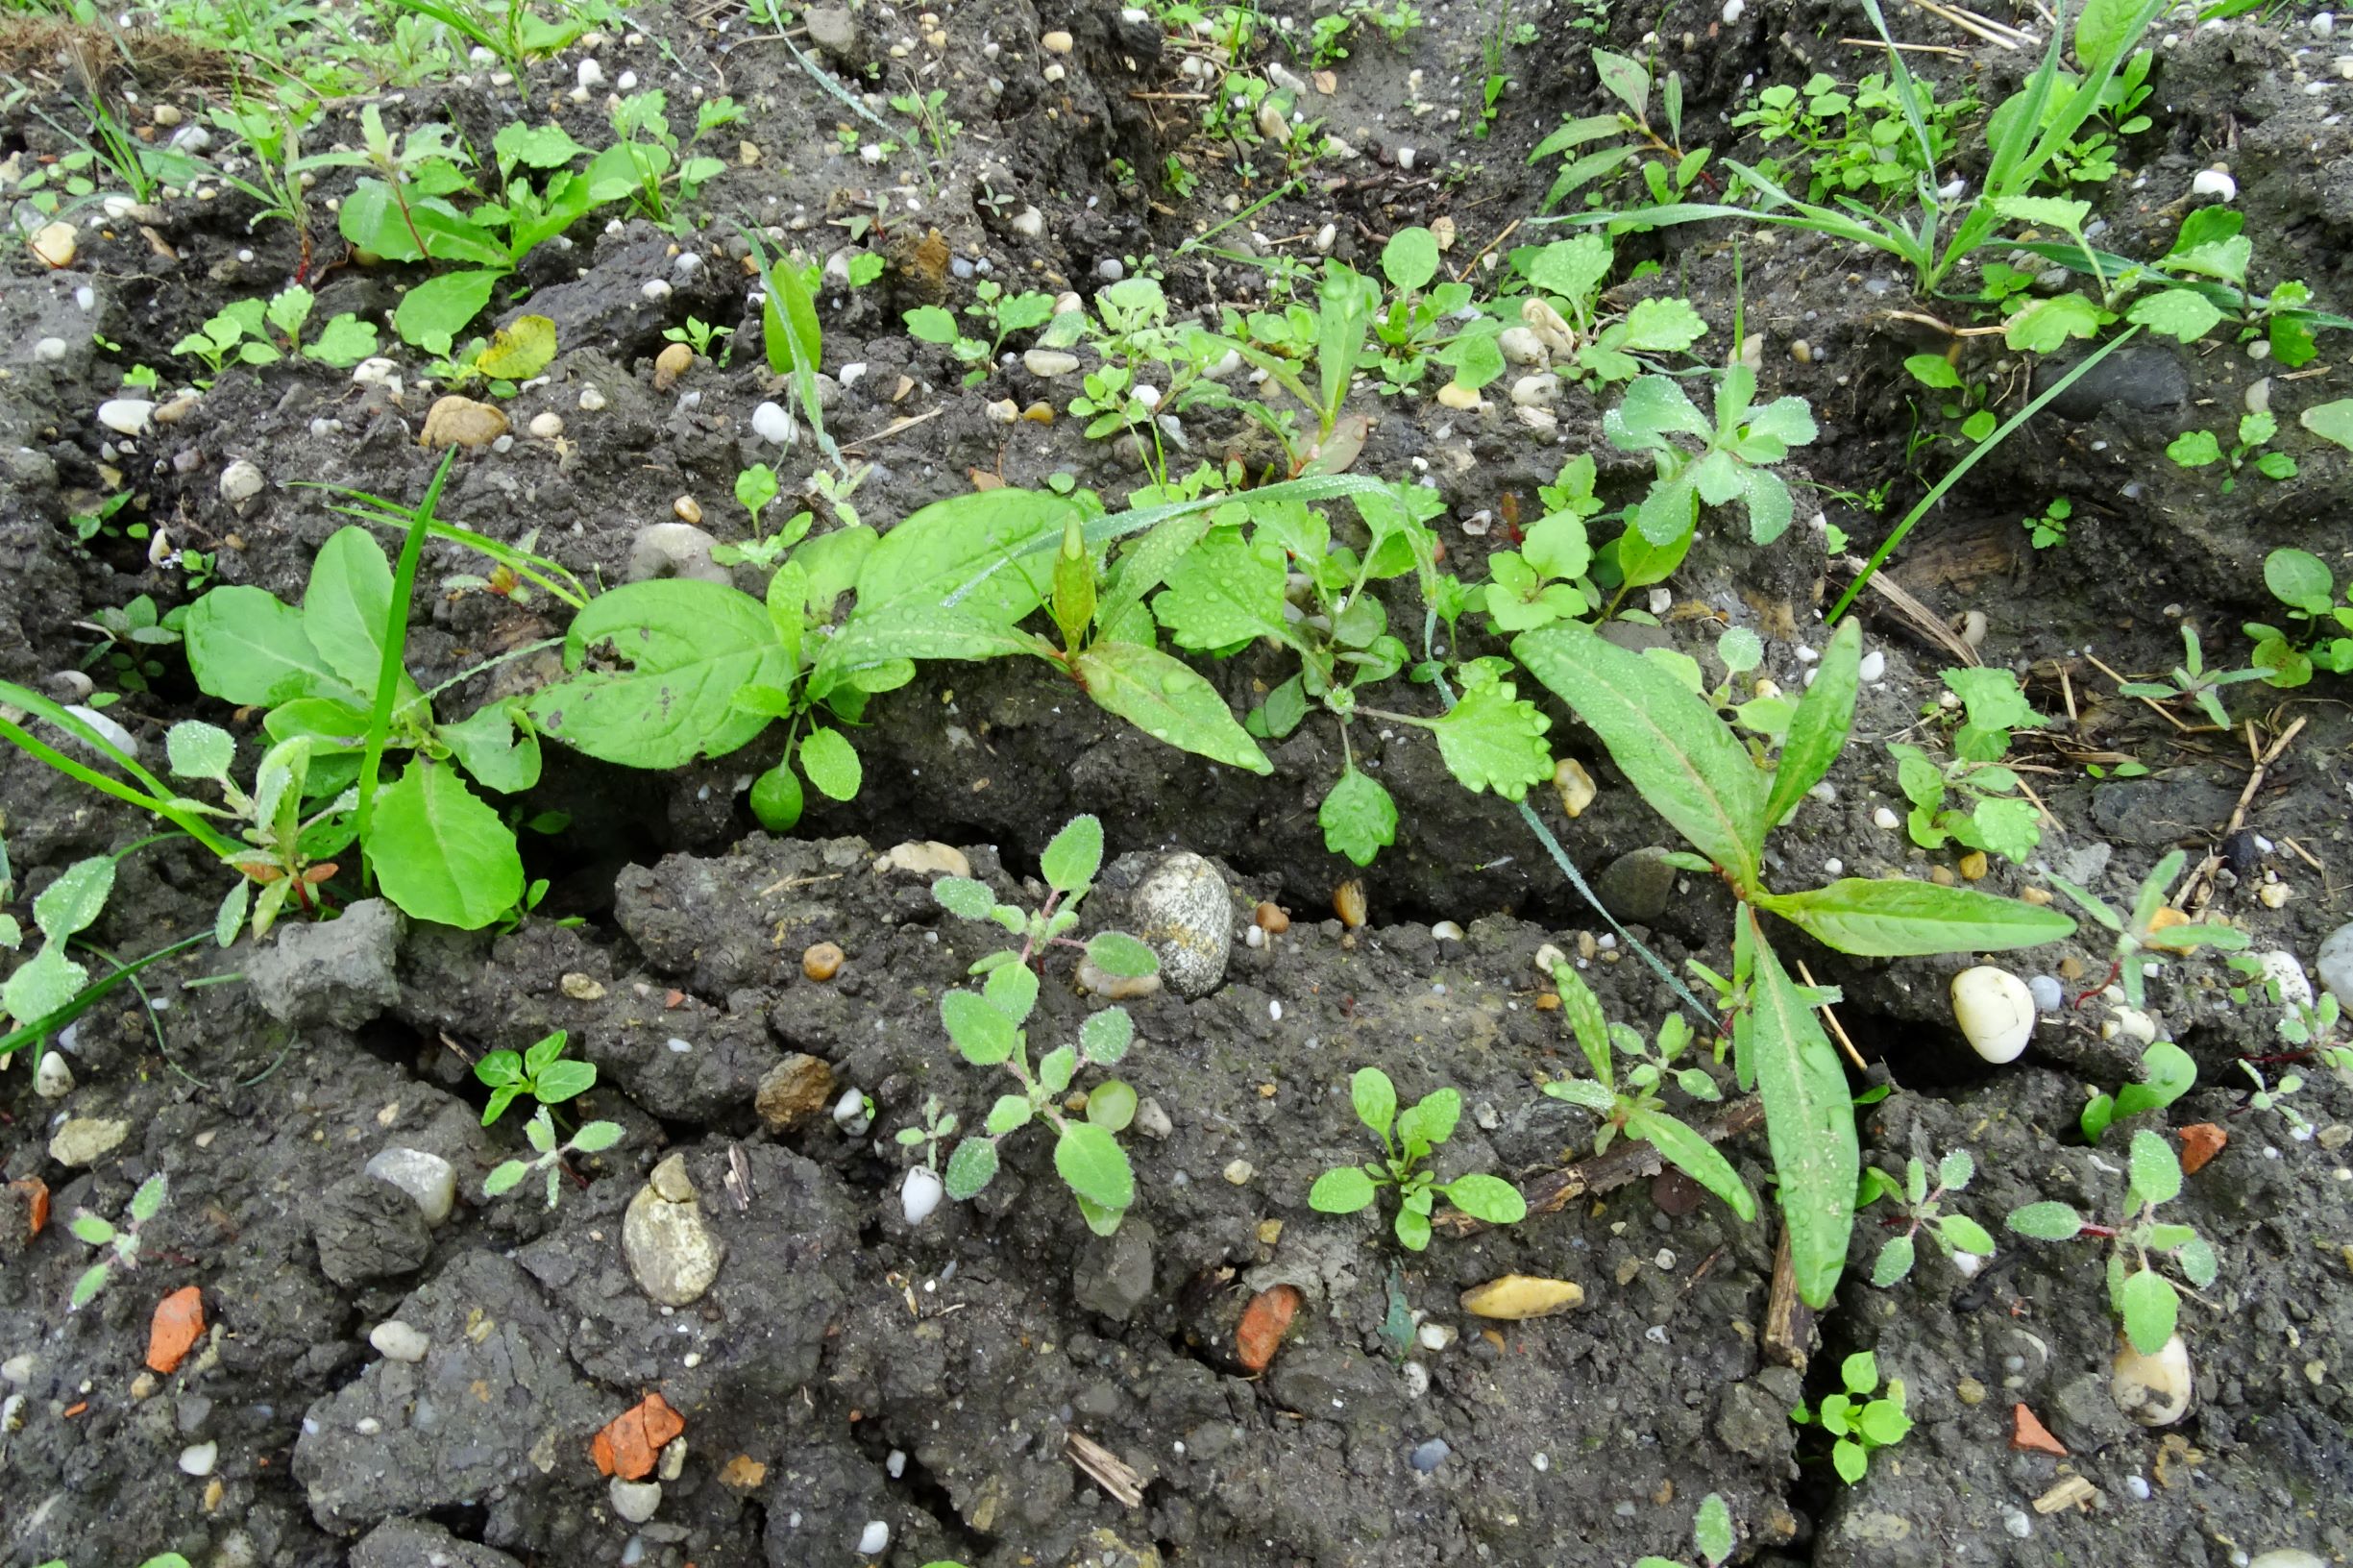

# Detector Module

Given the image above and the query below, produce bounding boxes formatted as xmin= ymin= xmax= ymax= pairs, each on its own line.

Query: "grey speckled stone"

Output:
xmin=2317 ymin=923 xmax=2353 ymax=1008
xmin=1131 ymin=852 xmax=1231 ymax=999
xmin=623 ymin=1171 xmax=725 ymax=1307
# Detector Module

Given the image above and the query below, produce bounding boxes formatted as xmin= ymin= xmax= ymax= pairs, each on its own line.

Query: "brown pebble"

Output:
xmin=1333 ymin=879 xmax=1366 ymax=928
xmin=1958 ymin=850 xmax=1989 ymax=881
xmin=1254 ymin=900 xmax=1290 ymax=934
xmin=802 ymin=942 xmax=845 ymax=982
xmin=673 ymin=495 xmax=702 ymax=524
xmin=653 ymin=341 xmax=695 ymax=391
xmin=1533 ymin=992 xmax=1559 ymax=1011
xmin=2020 ymin=885 xmax=2053 ymax=905
xmin=1929 ymin=865 xmax=1956 ymax=886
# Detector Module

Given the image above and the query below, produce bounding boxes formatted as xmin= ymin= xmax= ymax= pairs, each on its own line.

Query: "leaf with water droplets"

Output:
xmin=1073 ymin=641 xmax=1270 ymax=773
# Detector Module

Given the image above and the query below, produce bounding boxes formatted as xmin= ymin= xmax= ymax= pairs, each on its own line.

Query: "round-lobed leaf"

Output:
xmin=1053 ymin=1121 xmax=1133 ymax=1213
xmin=569 ymin=1120 xmax=625 ymax=1154
xmin=1086 ymin=1079 xmax=1138 ymax=1132
xmin=750 ymin=760 xmax=804 ymax=832
xmin=1871 ymin=1235 xmax=1917 ymax=1287
xmin=798 ymin=725 xmax=863 ymax=801
xmin=984 ymin=1093 xmax=1034 ymax=1137
xmin=2118 ymin=1266 xmax=2179 ymax=1355
xmin=1309 ymin=1165 xmax=1378 ymax=1213
xmin=941 ymin=990 xmax=1017 ymax=1066
xmin=2127 ymin=1127 xmax=2183 ymax=1207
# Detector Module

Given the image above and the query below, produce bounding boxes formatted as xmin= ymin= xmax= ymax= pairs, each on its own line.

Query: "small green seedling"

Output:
xmin=929 ymin=815 xmax=1156 ymax=1235
xmin=2046 ymin=847 xmax=2247 ymax=1008
xmin=894 ymin=1094 xmax=959 ymax=1171
xmin=1891 ymin=668 xmax=2048 ymax=866
xmin=665 ymin=316 xmax=732 ymax=356
xmin=483 ymin=1107 xmax=623 ymax=1210
xmin=1539 ymin=960 xmax=1756 ymax=1221
xmin=2079 ymin=1039 xmax=2194 ymax=1142
xmin=2237 ymin=1060 xmax=2313 ymax=1136
xmin=2023 ymin=496 xmax=2071 ymax=550
xmin=1790 ymin=1350 xmax=1912 ymax=1483
xmin=67 ymin=1173 xmax=167 ymax=1310
xmin=1633 ymin=1491 xmax=1734 ymax=1568
xmin=2243 ymin=546 xmax=2353 ymax=687
xmin=2116 ymin=625 xmax=2269 ymax=729
xmin=2007 ymin=1128 xmax=2216 ymax=1355
xmin=1 ymin=854 xmax=116 ymax=1037
xmin=1309 ymin=1066 xmax=1527 ymax=1249
xmin=1857 ymin=1149 xmax=1995 ymax=1286
xmin=474 ymin=1028 xmax=598 ymax=1126
xmin=1607 ymin=362 xmax=1819 ymax=551
xmin=2164 ymin=411 xmax=2296 ymax=495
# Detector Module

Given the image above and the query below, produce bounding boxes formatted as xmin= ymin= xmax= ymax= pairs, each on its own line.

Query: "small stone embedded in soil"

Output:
xmin=878 ymin=840 xmax=970 ymax=878
xmin=179 ymin=1440 xmax=218 ymax=1477
xmin=49 ymin=1116 xmax=130 ymax=1167
xmin=609 ymin=1477 xmax=662 ymax=1523
xmin=2316 ymin=922 xmax=2353 ymax=1006
xmin=857 ymin=1520 xmax=891 ymax=1556
xmin=1334 ymin=878 xmax=1367 ymax=928
xmin=626 ymin=522 xmax=728 ymax=585
xmin=2012 ymin=1403 xmax=2069 ymax=1455
xmin=1554 ymin=758 xmax=1596 ymax=817
xmin=1459 ymin=1275 xmax=1584 ymax=1320
xmin=1222 ymin=1159 xmax=1254 ymax=1186
xmin=527 ymin=411 xmax=564 ymax=439
xmin=1023 ymin=347 xmax=1081 ymax=378
xmin=369 ymin=1320 xmax=429 ymax=1362
xmin=418 ymin=395 xmax=508 ymax=451
xmin=148 ymin=1286 xmax=207 ymax=1374
xmin=1132 ymin=852 xmax=1233 ymax=998
xmin=755 ymin=1053 xmax=835 ymax=1129
xmin=623 ymin=1162 xmax=725 ymax=1306
xmin=98 ymin=398 xmax=156 ymax=436
xmin=802 ymin=941 xmax=846 ymax=982
xmin=1594 ymin=847 xmax=1678 ymax=922
xmin=2028 ymin=974 xmax=2065 ymax=1013
xmin=1409 ymin=1437 xmax=1450 ymax=1472
xmin=29 ymin=220 xmax=76 ymax=266
xmin=900 ymin=1165 xmax=944 ymax=1225
xmin=363 ymin=1147 xmax=457 ymax=1227
xmin=2112 ymin=1332 xmax=2194 ymax=1426
xmin=593 ymin=1391 xmax=685 ymax=1481
xmin=750 ymin=401 xmax=796 ymax=444
xmin=653 ymin=341 xmax=695 ymax=390
xmin=560 ymin=971 xmax=607 ymax=1000
xmin=1042 ymin=27 xmax=1074 ymax=51
xmin=33 ymin=1049 xmax=72 ymax=1097
xmin=218 ymin=459 xmax=265 ymax=506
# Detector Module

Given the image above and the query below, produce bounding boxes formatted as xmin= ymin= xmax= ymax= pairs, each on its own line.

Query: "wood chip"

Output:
xmin=1066 ymin=1431 xmax=1143 ymax=1508
xmin=2032 ymin=1474 xmax=2099 ymax=1513
xmin=1763 ymin=1223 xmax=1815 ymax=1372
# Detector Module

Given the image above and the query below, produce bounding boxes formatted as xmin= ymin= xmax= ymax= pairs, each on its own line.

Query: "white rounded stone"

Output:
xmin=218 ymin=459 xmax=265 ymax=505
xmin=369 ymin=1320 xmax=430 ymax=1361
xmin=1951 ymin=966 xmax=2035 ymax=1063
xmin=750 ymin=401 xmax=797 ymax=445
xmin=364 ymin=1148 xmax=457 ymax=1227
xmin=33 ymin=1050 xmax=73 ymax=1098
xmin=179 ymin=1441 xmax=218 ymax=1477
xmin=901 ymin=1165 xmax=944 ymax=1226
xmin=610 ymin=1477 xmax=661 ymax=1522
xmin=2111 ymin=1332 xmax=2193 ymax=1426
xmin=98 ymin=399 xmax=156 ymax=436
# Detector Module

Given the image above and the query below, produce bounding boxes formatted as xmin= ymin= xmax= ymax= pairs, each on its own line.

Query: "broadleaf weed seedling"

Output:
xmin=1633 ymin=1491 xmax=1734 ymax=1568
xmin=2046 ymin=847 xmax=2248 ymax=1009
xmin=929 ymin=816 xmax=1157 ymax=1236
xmin=1790 ymin=1351 xmax=1913 ymax=1483
xmin=1888 ymin=667 xmax=2048 ymax=866
xmin=1538 ymin=959 xmax=1756 ymax=1221
xmin=2079 ymin=1039 xmax=2194 ymax=1143
xmin=2006 ymin=1128 xmax=2217 ymax=1355
xmin=2243 ymin=545 xmax=2353 ymax=687
xmin=1308 ymin=1066 xmax=1528 ymax=1250
xmin=67 ymin=1173 xmax=168 ymax=1310
xmin=2022 ymin=495 xmax=2071 ymax=551
xmin=474 ymin=1028 xmax=598 ymax=1126
xmin=484 ymin=1107 xmax=625 ymax=1210
xmin=2115 ymin=625 xmax=2271 ymax=729
xmin=1856 ymin=1148 xmax=1995 ymax=1286
xmin=1529 ymin=46 xmax=1712 ymax=217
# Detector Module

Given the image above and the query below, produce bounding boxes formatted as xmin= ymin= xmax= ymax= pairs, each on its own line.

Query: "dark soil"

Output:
xmin=5 ymin=0 xmax=2352 ymax=1565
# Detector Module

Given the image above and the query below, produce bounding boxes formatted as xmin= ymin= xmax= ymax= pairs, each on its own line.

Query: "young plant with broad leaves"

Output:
xmin=1790 ymin=1350 xmax=1913 ymax=1483
xmin=526 ymin=514 xmax=885 ymax=836
xmin=474 ymin=1028 xmax=597 ymax=1126
xmin=928 ymin=816 xmax=1157 ymax=1235
xmin=1857 ymin=1148 xmax=1996 ymax=1286
xmin=2115 ymin=626 xmax=2270 ymax=729
xmin=67 ymin=1173 xmax=167 ymax=1310
xmin=2006 ymin=1128 xmax=2216 ymax=1355
xmin=1890 ymin=667 xmax=2049 ymax=866
xmin=484 ymin=1107 xmax=625 ymax=1210
xmin=2079 ymin=1039 xmax=2194 ymax=1143
xmin=1538 ymin=959 xmax=1756 ymax=1222
xmin=0 ymin=854 xmax=118 ymax=1042
xmin=1308 ymin=1066 xmax=1527 ymax=1249
xmin=1605 ymin=362 xmax=1818 ymax=574
xmin=2245 ymin=546 xmax=2353 ymax=687
xmin=182 ymin=519 xmax=531 ymax=930
xmin=1510 ymin=616 xmax=2074 ymax=1307
xmin=2045 ymin=848 xmax=2246 ymax=1009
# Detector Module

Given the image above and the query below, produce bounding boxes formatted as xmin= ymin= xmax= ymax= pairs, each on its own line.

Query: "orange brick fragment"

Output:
xmin=2178 ymin=1122 xmax=2227 ymax=1176
xmin=2011 ymin=1403 xmax=2068 ymax=1456
xmin=11 ymin=1177 xmax=49 ymax=1238
xmin=147 ymin=1286 xmax=206 ymax=1375
xmin=591 ymin=1392 xmax=685 ymax=1480
xmin=1236 ymin=1285 xmax=1305 ymax=1373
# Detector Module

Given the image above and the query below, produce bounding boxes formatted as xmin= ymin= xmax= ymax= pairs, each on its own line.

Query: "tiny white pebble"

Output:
xmin=1269 ymin=1000 xmax=1284 ymax=1022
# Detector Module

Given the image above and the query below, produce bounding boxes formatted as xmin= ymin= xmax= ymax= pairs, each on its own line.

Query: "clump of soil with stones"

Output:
xmin=3 ymin=0 xmax=2352 ymax=1565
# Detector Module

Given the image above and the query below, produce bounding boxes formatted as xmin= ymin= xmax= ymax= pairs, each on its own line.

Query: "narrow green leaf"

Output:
xmin=1766 ymin=618 xmax=1859 ymax=826
xmin=1760 ymin=877 xmax=2074 ymax=957
xmin=1630 ymin=1108 xmax=1757 ymax=1221
xmin=1742 ymin=915 xmax=1856 ymax=1309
